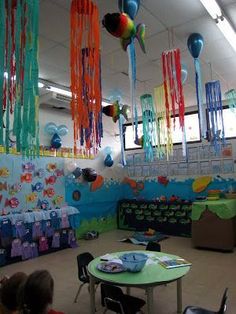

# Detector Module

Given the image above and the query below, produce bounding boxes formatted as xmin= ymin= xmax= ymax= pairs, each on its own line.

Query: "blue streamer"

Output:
xmin=119 ymin=115 xmax=127 ymax=166
xmin=194 ymin=59 xmax=206 ymax=139
xmin=205 ymin=80 xmax=225 ymax=153
xmin=128 ymin=39 xmax=138 ymax=142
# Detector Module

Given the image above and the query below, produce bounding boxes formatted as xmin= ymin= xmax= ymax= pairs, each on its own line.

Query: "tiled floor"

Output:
xmin=1 ymin=229 xmax=236 ymax=313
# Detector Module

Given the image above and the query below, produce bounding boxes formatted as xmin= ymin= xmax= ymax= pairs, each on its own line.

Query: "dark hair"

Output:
xmin=19 ymin=270 xmax=54 ymax=314
xmin=0 ymin=272 xmax=27 ymax=311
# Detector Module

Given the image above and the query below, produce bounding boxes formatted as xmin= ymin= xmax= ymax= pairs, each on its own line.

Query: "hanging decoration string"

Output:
xmin=0 ymin=0 xmax=39 ymax=157
xmin=205 ymin=80 xmax=225 ymax=153
xmin=70 ymin=0 xmax=103 ymax=156
xmin=119 ymin=115 xmax=127 ymax=166
xmin=162 ymin=48 xmax=186 ymax=156
xmin=140 ymin=94 xmax=156 ymax=162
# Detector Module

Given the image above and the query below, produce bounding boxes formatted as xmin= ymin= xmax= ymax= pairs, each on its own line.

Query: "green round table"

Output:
xmin=88 ymin=250 xmax=191 ymax=314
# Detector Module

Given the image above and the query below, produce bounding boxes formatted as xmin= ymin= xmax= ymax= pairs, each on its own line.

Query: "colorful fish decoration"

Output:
xmin=34 ymin=168 xmax=45 ymax=178
xmin=21 ymin=173 xmax=33 ymax=183
xmin=37 ymin=199 xmax=50 ymax=210
xmin=43 ymin=188 xmax=55 ymax=198
xmin=47 ymin=163 xmax=57 ymax=172
xmin=102 ymin=101 xmax=129 ymax=123
xmin=102 ymin=13 xmax=145 ymax=52
xmin=31 ymin=182 xmax=44 ymax=193
xmin=8 ymin=183 xmax=22 ymax=195
xmin=53 ymin=195 xmax=64 ymax=206
xmin=123 ymin=177 xmax=144 ymax=195
xmin=192 ymin=176 xmax=212 ymax=193
xmin=26 ymin=192 xmax=37 ymax=203
xmin=90 ymin=175 xmax=104 ymax=192
xmin=0 ymin=182 xmax=7 ymax=191
xmin=158 ymin=176 xmax=169 ymax=186
xmin=55 ymin=169 xmax=64 ymax=177
xmin=22 ymin=162 xmax=35 ymax=173
xmin=5 ymin=197 xmax=19 ymax=208
xmin=45 ymin=175 xmax=57 ymax=185
xmin=0 ymin=167 xmax=9 ymax=177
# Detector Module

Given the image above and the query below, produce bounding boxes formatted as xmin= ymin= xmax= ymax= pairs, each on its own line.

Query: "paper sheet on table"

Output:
xmin=100 ymin=254 xmax=122 ymax=264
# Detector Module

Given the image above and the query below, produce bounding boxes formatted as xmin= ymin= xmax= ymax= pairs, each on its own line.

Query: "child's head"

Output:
xmin=20 ymin=270 xmax=54 ymax=314
xmin=0 ymin=272 xmax=27 ymax=312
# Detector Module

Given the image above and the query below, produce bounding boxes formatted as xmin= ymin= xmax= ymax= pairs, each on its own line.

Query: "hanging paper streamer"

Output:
xmin=162 ymin=48 xmax=186 ymax=156
xmin=0 ymin=0 xmax=39 ymax=157
xmin=70 ymin=0 xmax=103 ymax=156
xmin=205 ymin=80 xmax=225 ymax=152
xmin=140 ymin=94 xmax=156 ymax=162
xmin=225 ymin=89 xmax=236 ymax=112
xmin=119 ymin=115 xmax=127 ymax=166
xmin=187 ymin=33 xmax=206 ymax=139
xmin=153 ymin=84 xmax=173 ymax=159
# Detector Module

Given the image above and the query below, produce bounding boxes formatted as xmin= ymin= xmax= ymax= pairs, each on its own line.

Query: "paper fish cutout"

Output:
xmin=123 ymin=177 xmax=144 ymax=195
xmin=22 ymin=162 xmax=35 ymax=173
xmin=43 ymin=188 xmax=55 ymax=198
xmin=55 ymin=169 xmax=64 ymax=177
xmin=53 ymin=195 xmax=64 ymax=205
xmin=45 ymin=175 xmax=57 ymax=185
xmin=0 ymin=182 xmax=7 ymax=191
xmin=32 ymin=182 xmax=44 ymax=193
xmin=158 ymin=176 xmax=169 ymax=186
xmin=8 ymin=183 xmax=22 ymax=195
xmin=102 ymin=101 xmax=129 ymax=123
xmin=37 ymin=199 xmax=50 ymax=210
xmin=26 ymin=192 xmax=37 ymax=203
xmin=34 ymin=168 xmax=45 ymax=178
xmin=192 ymin=176 xmax=212 ymax=193
xmin=21 ymin=173 xmax=33 ymax=183
xmin=102 ymin=13 xmax=146 ymax=53
xmin=0 ymin=167 xmax=9 ymax=177
xmin=90 ymin=175 xmax=104 ymax=192
xmin=47 ymin=163 xmax=57 ymax=172
xmin=5 ymin=197 xmax=19 ymax=208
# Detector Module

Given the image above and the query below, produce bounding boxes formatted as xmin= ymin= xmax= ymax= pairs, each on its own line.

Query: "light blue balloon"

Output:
xmin=118 ymin=0 xmax=140 ymax=20
xmin=103 ymin=146 xmax=112 ymax=155
xmin=44 ymin=122 xmax=58 ymax=135
xmin=181 ymin=64 xmax=188 ymax=84
xmin=57 ymin=124 xmax=69 ymax=136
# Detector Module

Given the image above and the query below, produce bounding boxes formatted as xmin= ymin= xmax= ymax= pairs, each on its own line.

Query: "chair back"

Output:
xmin=146 ymin=241 xmax=161 ymax=252
xmin=77 ymin=252 xmax=94 ymax=283
xmin=101 ymin=283 xmax=125 ymax=314
xmin=218 ymin=288 xmax=228 ymax=314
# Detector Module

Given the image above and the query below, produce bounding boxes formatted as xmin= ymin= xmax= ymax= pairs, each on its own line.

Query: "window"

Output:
xmin=207 ymin=107 xmax=236 ymax=139
xmin=124 ymin=112 xmax=201 ymax=150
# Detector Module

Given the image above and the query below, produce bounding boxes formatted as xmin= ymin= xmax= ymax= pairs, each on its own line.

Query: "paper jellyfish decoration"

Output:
xmin=0 ymin=0 xmax=39 ymax=157
xmin=205 ymin=80 xmax=225 ymax=152
xmin=70 ymin=0 xmax=102 ymax=155
xmin=187 ymin=33 xmax=206 ymax=139
xmin=140 ymin=94 xmax=156 ymax=162
xmin=162 ymin=48 xmax=186 ymax=156
xmin=103 ymin=0 xmax=145 ymax=146
xmin=82 ymin=168 xmax=97 ymax=182
xmin=44 ymin=123 xmax=68 ymax=150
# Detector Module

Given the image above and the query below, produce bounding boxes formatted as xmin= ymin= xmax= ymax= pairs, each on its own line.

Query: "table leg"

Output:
xmin=89 ymin=275 xmax=96 ymax=314
xmin=126 ymin=287 xmax=130 ymax=295
xmin=146 ymin=287 xmax=154 ymax=314
xmin=177 ymin=278 xmax=182 ymax=314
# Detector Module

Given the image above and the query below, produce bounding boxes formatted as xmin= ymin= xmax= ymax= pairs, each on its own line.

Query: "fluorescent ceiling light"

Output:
xmin=216 ymin=17 xmax=236 ymax=52
xmin=38 ymin=82 xmax=45 ymax=88
xmin=199 ymin=0 xmax=222 ymax=19
xmin=46 ymin=86 xmax=72 ymax=97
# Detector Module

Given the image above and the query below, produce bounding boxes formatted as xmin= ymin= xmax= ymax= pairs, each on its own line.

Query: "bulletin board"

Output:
xmin=126 ymin=143 xmax=234 ymax=178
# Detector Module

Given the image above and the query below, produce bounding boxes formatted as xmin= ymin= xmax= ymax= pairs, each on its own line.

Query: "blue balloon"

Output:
xmin=51 ymin=133 xmax=62 ymax=149
xmin=187 ymin=33 xmax=204 ymax=59
xmin=103 ymin=146 xmax=112 ymax=156
xmin=118 ymin=0 xmax=140 ymax=20
xmin=72 ymin=167 xmax=82 ymax=179
xmin=181 ymin=64 xmax=188 ymax=84
xmin=44 ymin=122 xmax=58 ymax=135
xmin=57 ymin=124 xmax=68 ymax=136
xmin=104 ymin=154 xmax=114 ymax=167
xmin=66 ymin=173 xmax=76 ymax=185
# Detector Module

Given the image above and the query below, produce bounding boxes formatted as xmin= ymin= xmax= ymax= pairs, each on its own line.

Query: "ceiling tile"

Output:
xmin=39 ymin=35 xmax=58 ymax=54
xmin=51 ymin=0 xmax=71 ymax=11
xmin=40 ymin=45 xmax=70 ymax=72
xmin=39 ymin=61 xmax=66 ymax=83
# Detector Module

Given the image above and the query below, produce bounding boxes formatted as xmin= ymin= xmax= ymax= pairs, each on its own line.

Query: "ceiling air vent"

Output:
xmin=39 ymin=91 xmax=71 ymax=111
